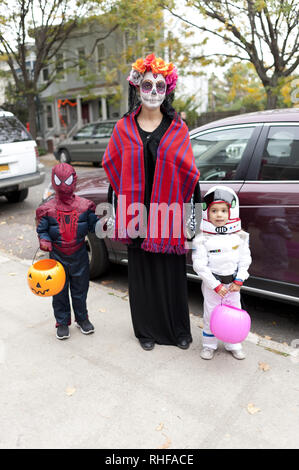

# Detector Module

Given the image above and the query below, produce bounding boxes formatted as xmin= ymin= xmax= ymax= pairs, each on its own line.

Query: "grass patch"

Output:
xmin=264 ymin=347 xmax=289 ymax=357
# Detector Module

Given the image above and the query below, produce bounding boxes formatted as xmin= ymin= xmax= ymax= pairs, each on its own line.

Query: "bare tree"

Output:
xmin=162 ymin=0 xmax=299 ymax=109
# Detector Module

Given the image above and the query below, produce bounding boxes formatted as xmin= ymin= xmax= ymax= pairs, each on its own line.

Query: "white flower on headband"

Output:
xmin=127 ymin=69 xmax=143 ymax=86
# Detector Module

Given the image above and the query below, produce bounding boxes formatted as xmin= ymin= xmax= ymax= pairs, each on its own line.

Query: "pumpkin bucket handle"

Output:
xmin=32 ymin=246 xmax=44 ymax=266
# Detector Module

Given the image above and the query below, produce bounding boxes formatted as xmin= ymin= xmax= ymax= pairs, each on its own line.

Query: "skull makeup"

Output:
xmin=140 ymin=71 xmax=166 ymax=109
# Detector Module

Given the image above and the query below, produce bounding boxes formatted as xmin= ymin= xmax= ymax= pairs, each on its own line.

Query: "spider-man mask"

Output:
xmin=51 ymin=163 xmax=77 ymax=200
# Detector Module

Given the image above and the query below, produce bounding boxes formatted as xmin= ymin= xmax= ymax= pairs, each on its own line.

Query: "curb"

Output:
xmin=190 ymin=313 xmax=298 ymax=358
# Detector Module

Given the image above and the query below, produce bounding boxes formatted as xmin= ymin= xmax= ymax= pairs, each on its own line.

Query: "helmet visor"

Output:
xmin=202 ymin=188 xmax=237 ymax=211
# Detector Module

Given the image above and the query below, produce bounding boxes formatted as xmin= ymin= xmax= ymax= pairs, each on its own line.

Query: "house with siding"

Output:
xmin=37 ymin=20 xmax=161 ymax=151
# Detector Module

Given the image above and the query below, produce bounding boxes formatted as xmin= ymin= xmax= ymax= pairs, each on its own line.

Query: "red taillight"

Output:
xmin=34 ymin=146 xmax=39 ymax=158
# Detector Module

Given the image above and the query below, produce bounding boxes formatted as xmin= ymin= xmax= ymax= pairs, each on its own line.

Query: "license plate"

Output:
xmin=0 ymin=164 xmax=9 ymax=172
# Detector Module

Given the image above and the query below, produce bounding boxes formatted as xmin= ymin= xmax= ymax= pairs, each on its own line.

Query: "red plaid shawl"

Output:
xmin=102 ymin=107 xmax=200 ymax=254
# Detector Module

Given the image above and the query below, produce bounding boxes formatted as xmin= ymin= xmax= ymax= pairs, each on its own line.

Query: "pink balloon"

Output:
xmin=210 ymin=304 xmax=251 ymax=344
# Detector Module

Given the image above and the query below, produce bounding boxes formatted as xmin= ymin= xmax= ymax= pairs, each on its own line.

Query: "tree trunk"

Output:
xmin=264 ymin=74 xmax=279 ymax=110
xmin=265 ymin=88 xmax=278 ymax=109
xmin=26 ymin=94 xmax=37 ymax=139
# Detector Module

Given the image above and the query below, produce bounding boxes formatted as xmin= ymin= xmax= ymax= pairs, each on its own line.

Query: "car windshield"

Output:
xmin=75 ymin=124 xmax=96 ymax=139
xmin=0 ymin=116 xmax=31 ymax=144
xmin=93 ymin=122 xmax=115 ymax=138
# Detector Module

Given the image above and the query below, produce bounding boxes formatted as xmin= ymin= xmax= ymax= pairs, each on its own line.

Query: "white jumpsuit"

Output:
xmin=192 ymin=231 xmax=252 ymax=351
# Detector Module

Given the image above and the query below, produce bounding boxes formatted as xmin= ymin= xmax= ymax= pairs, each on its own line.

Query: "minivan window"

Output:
xmin=191 ymin=126 xmax=254 ymax=181
xmin=0 ymin=116 xmax=31 ymax=144
xmin=259 ymin=126 xmax=299 ymax=181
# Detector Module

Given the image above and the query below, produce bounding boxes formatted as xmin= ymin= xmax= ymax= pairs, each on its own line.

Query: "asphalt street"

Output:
xmin=0 ymin=153 xmax=298 ymax=346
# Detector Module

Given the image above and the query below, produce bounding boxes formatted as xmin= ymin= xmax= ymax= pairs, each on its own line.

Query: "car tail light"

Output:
xmin=34 ymin=146 xmax=39 ymax=158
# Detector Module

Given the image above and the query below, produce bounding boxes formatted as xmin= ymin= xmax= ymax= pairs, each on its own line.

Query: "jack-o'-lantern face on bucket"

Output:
xmin=27 ymin=259 xmax=66 ymax=297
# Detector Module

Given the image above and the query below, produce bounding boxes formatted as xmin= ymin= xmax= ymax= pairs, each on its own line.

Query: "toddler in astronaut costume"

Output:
xmin=192 ymin=186 xmax=252 ymax=360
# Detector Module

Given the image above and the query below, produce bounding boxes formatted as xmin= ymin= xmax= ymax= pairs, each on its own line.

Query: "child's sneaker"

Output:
xmin=230 ymin=349 xmax=246 ymax=360
xmin=75 ymin=319 xmax=95 ymax=335
xmin=56 ymin=325 xmax=70 ymax=340
xmin=200 ymin=348 xmax=215 ymax=360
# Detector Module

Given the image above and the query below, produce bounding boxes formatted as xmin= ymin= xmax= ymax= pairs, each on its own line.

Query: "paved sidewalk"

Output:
xmin=1 ymin=250 xmax=299 ymax=449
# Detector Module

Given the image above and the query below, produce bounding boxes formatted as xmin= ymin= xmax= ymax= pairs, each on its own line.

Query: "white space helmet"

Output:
xmin=201 ymin=185 xmax=241 ymax=234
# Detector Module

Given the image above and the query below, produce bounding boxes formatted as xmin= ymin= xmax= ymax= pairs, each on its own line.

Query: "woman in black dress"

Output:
xmin=103 ymin=54 xmax=200 ymax=350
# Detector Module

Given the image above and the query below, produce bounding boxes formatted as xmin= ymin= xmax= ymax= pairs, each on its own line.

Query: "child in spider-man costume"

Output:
xmin=36 ymin=163 xmax=99 ymax=340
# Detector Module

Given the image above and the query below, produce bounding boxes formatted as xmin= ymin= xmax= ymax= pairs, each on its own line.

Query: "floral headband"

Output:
xmin=127 ymin=53 xmax=178 ymax=95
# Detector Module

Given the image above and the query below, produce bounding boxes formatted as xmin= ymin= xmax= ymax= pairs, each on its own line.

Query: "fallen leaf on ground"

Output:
xmin=155 ymin=423 xmax=164 ymax=431
xmin=99 ymin=308 xmax=106 ymax=312
xmin=101 ymin=280 xmax=113 ymax=285
xmin=0 ymin=221 xmax=6 ymax=225
xmin=264 ymin=335 xmax=272 ymax=340
xmin=247 ymin=403 xmax=261 ymax=415
xmin=65 ymin=387 xmax=76 ymax=396
xmin=8 ymin=273 xmax=16 ymax=276
xmin=258 ymin=362 xmax=270 ymax=372
xmin=158 ymin=434 xmax=171 ymax=449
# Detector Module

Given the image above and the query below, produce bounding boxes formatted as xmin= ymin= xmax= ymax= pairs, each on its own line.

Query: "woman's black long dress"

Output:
xmin=127 ymin=113 xmax=193 ymax=346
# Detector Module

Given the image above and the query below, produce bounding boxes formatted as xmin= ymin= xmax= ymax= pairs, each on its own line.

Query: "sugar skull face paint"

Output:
xmin=140 ymin=71 xmax=166 ymax=109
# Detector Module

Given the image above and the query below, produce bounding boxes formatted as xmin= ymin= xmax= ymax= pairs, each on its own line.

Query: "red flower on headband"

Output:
xmin=143 ymin=53 xmax=156 ymax=69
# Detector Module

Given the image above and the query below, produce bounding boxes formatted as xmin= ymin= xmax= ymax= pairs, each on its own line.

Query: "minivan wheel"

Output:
xmin=59 ymin=149 xmax=71 ymax=163
xmin=5 ymin=188 xmax=29 ymax=203
xmin=86 ymin=232 xmax=109 ymax=279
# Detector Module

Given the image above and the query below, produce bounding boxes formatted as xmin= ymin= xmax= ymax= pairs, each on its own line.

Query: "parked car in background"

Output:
xmin=0 ymin=109 xmax=45 ymax=203
xmin=53 ymin=120 xmax=117 ymax=166
xmin=44 ymin=108 xmax=299 ymax=304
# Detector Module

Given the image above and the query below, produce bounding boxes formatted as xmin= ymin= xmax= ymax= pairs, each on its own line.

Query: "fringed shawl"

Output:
xmin=102 ymin=107 xmax=200 ymax=254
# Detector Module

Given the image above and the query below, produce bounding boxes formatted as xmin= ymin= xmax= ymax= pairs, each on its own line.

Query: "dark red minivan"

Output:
xmin=74 ymin=108 xmax=299 ymax=304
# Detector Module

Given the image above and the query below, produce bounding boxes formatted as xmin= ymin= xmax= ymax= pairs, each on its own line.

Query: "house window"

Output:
xmin=42 ymin=67 xmax=49 ymax=82
xmin=78 ymin=47 xmax=86 ymax=76
xmin=56 ymin=53 xmax=66 ymax=80
xmin=97 ymin=43 xmax=105 ymax=73
xmin=144 ymin=36 xmax=155 ymax=56
xmin=124 ymin=29 xmax=138 ymax=64
xmin=45 ymin=105 xmax=53 ymax=128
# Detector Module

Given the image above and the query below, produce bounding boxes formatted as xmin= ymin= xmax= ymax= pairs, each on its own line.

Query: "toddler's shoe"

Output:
xmin=75 ymin=319 xmax=95 ymax=335
xmin=200 ymin=348 xmax=215 ymax=360
xmin=56 ymin=325 xmax=70 ymax=340
xmin=230 ymin=349 xmax=246 ymax=360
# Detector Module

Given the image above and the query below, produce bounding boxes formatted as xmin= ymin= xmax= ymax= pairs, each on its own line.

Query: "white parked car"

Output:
xmin=0 ymin=109 xmax=45 ymax=202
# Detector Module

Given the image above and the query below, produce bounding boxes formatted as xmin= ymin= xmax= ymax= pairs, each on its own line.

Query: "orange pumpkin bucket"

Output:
xmin=27 ymin=259 xmax=66 ymax=297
